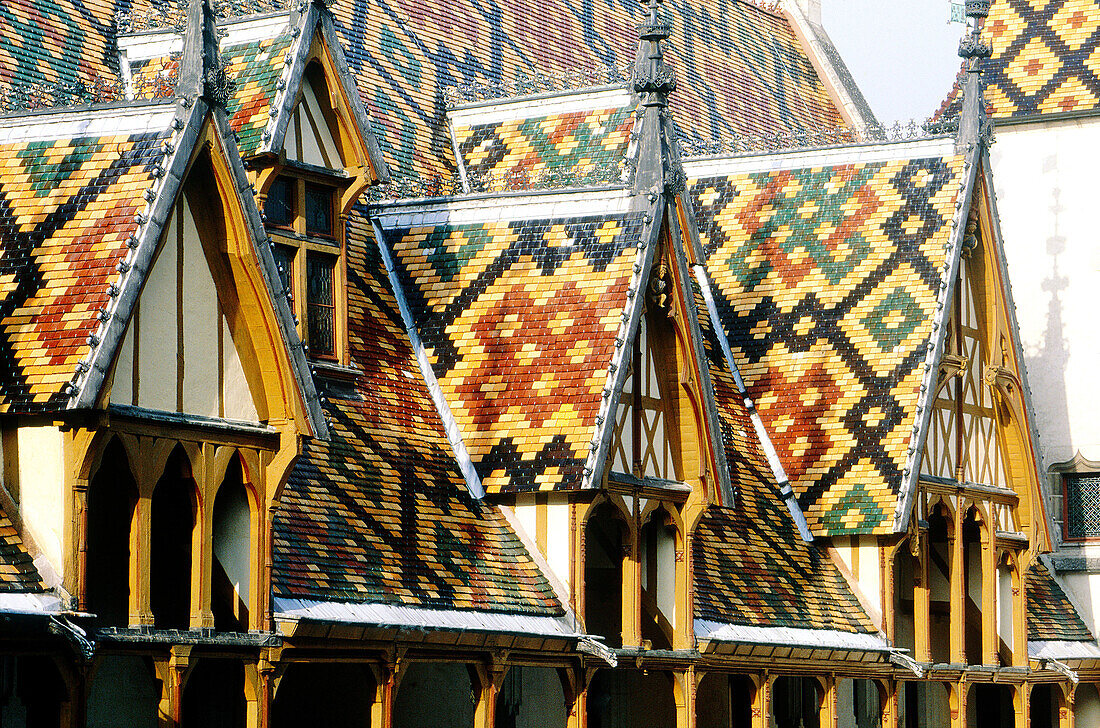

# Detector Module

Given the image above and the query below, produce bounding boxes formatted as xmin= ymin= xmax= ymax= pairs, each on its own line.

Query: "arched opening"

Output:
xmin=0 ymin=655 xmax=67 ymax=726
xmin=639 ymin=507 xmax=677 ymax=650
xmin=772 ymin=676 xmax=821 ymax=728
xmin=836 ymin=678 xmax=881 ymax=728
xmin=1028 ymin=683 xmax=1060 ymax=728
xmin=586 ymin=669 xmax=676 ymax=728
xmin=393 ymin=663 xmax=473 ymax=728
xmin=86 ymin=438 xmax=138 ymax=627
xmin=272 ymin=663 xmax=374 ymax=728
xmin=87 ymin=655 xmax=158 ymax=728
xmin=493 ymin=666 xmax=566 ymax=728
xmin=892 ymin=542 xmax=917 ymax=654
xmin=182 ymin=659 xmax=245 ymax=728
xmin=212 ymin=456 xmax=252 ymax=632
xmin=696 ymin=672 xmax=754 ymax=728
xmin=962 ymin=507 xmax=984 ymax=664
xmin=927 ymin=503 xmax=953 ymax=664
xmin=968 ymin=683 xmax=1013 ymax=728
xmin=898 ymin=681 xmax=949 ymax=727
xmin=584 ymin=503 xmax=628 ymax=649
xmin=151 ymin=446 xmax=198 ymax=630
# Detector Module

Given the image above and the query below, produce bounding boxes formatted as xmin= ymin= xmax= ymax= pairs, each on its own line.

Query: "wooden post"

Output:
xmin=1012 ymin=564 xmax=1028 ymax=667
xmin=623 ymin=507 xmax=641 ymax=648
xmin=878 ymin=679 xmax=898 ymax=728
xmin=949 ymin=681 xmax=967 ymax=728
xmin=981 ymin=527 xmax=998 ymax=665
xmin=369 ymin=663 xmax=401 ymax=728
xmin=1059 ymin=684 xmax=1076 ymax=728
xmin=132 ymin=494 xmax=154 ymax=626
xmin=818 ymin=676 xmax=838 ymax=728
xmin=915 ymin=536 xmax=932 ymax=663
xmin=950 ymin=520 xmax=966 ymax=664
xmin=471 ymin=661 xmax=507 ymax=728
xmin=675 ymin=668 xmax=696 ymax=728
xmin=751 ymin=674 xmax=771 ymax=728
xmin=192 ymin=446 xmax=215 ymax=631
xmin=1014 ymin=682 xmax=1031 ymax=728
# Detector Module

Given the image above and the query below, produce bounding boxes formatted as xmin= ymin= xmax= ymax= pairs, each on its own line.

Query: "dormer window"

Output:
xmin=306 ymin=253 xmax=337 ymax=359
xmin=266 ymin=176 xmax=296 ymax=229
xmin=304 ymin=183 xmax=335 ymax=238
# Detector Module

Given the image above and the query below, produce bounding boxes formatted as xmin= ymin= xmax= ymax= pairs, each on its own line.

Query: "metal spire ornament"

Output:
xmin=631 ymin=0 xmax=687 ymax=196
xmin=956 ymin=0 xmax=993 ymax=151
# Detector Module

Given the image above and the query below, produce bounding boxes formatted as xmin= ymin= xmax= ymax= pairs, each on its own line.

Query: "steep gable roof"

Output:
xmin=1026 ymin=562 xmax=1094 ymax=643
xmin=0 ymin=502 xmax=43 ymax=594
xmin=688 ymin=139 xmax=970 ymax=535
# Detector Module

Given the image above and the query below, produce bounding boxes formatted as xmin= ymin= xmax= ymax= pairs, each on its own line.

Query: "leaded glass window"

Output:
xmin=1065 ymin=473 xmax=1100 ymax=540
xmin=265 ymin=176 xmax=295 ymax=229
xmin=307 ymin=254 xmax=336 ymax=359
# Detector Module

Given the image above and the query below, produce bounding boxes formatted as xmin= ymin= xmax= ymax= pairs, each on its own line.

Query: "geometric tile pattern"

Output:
xmin=0 ymin=129 xmax=171 ymax=412
xmin=691 ymin=155 xmax=967 ymax=535
xmin=1 ymin=1 xmax=842 ymax=175
xmin=329 ymin=0 xmax=843 ymax=175
xmin=0 ymin=502 xmax=43 ymax=593
xmin=1026 ymin=563 xmax=1094 ymax=641
xmin=223 ymin=33 xmax=295 ymax=156
xmin=274 ymin=213 xmax=561 ymax=613
xmin=453 ymin=106 xmax=634 ymax=188
xmin=981 ymin=0 xmax=1100 ymax=118
xmin=693 ymin=502 xmax=878 ymax=633
xmin=387 ymin=213 xmax=645 ymax=493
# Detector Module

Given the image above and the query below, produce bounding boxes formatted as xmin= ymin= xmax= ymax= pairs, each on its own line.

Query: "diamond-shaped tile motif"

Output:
xmin=691 ymin=155 xmax=966 ymax=535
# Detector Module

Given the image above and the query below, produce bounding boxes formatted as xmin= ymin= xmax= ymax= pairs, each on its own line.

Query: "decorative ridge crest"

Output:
xmin=678 ymin=119 xmax=950 ymax=159
xmin=367 ymin=161 xmax=632 ymax=202
xmin=116 ymin=0 xmax=304 ymax=34
xmin=956 ymin=0 xmax=994 ymax=150
xmin=442 ymin=65 xmax=634 ymax=109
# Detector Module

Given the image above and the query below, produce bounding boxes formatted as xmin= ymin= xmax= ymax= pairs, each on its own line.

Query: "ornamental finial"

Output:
xmin=956 ymin=0 xmax=994 ymax=150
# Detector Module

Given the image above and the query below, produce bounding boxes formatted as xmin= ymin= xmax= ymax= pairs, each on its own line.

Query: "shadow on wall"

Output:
xmin=1022 ymin=165 xmax=1072 ymax=478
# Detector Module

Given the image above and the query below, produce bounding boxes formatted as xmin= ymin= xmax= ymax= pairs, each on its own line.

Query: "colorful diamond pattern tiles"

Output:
xmin=274 ymin=214 xmax=561 ymax=613
xmin=0 ymin=127 xmax=171 ymax=412
xmin=1026 ymin=563 xmax=1094 ymax=641
xmin=453 ymin=106 xmax=634 ymax=190
xmin=691 ymin=155 xmax=967 ymax=535
xmin=982 ymin=0 xmax=1100 ymax=118
xmin=387 ymin=211 xmax=645 ymax=493
xmin=0 ymin=0 xmax=121 ymax=92
xmin=223 ymin=32 xmax=295 ymax=156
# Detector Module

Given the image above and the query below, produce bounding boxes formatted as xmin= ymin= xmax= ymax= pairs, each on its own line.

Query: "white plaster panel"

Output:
xmin=990 ymin=117 xmax=1100 ymax=467
xmin=222 ymin=314 xmax=260 ymax=423
xmin=546 ymin=497 xmax=572 ymax=595
xmin=856 ymin=540 xmax=881 ymax=613
xmin=110 ymin=321 xmax=135 ymax=406
xmin=137 ymin=210 xmax=178 ymax=414
xmin=300 ymin=80 xmax=342 ymax=168
xmin=181 ymin=200 xmax=221 ymax=419
xmin=16 ymin=427 xmax=65 ymax=580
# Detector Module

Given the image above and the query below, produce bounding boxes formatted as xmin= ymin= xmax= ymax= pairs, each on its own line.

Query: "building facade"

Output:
xmin=0 ymin=0 xmax=1093 ymax=726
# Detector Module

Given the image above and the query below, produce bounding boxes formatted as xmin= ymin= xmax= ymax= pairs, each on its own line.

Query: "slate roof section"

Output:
xmin=0 ymin=121 xmax=173 ymax=412
xmin=0 ymin=504 xmax=43 ymax=593
xmin=690 ymin=149 xmax=967 ymax=535
xmin=383 ymin=207 xmax=645 ymax=494
xmin=273 ymin=213 xmax=562 ymax=614
xmin=330 ymin=0 xmax=844 ymax=175
xmin=453 ymin=105 xmax=635 ymax=191
xmin=1027 ymin=563 xmax=1094 ymax=642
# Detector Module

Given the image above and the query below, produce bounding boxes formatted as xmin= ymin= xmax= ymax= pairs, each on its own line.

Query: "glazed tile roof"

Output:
xmin=690 ymin=150 xmax=967 ymax=535
xmin=693 ymin=501 xmax=876 ymax=634
xmin=0 ymin=503 xmax=43 ymax=593
xmin=0 ymin=0 xmax=120 ymax=92
xmin=982 ymin=0 xmax=1100 ymax=119
xmin=0 ymin=123 xmax=173 ymax=412
xmin=383 ymin=207 xmax=645 ymax=493
xmin=273 ymin=213 xmax=561 ymax=613
xmin=452 ymin=105 xmax=634 ymax=190
xmin=1026 ymin=563 xmax=1094 ymax=642
xmin=222 ymin=31 xmax=296 ymax=156
xmin=329 ymin=0 xmax=843 ymax=175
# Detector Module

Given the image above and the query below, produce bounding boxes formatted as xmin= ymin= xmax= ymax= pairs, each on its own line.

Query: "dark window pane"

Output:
xmin=272 ymin=244 xmax=295 ymax=307
xmin=307 ymin=254 xmax=336 ymax=358
xmin=304 ymin=184 xmax=333 ymax=237
xmin=1066 ymin=474 xmax=1100 ymax=539
xmin=265 ymin=177 xmax=295 ymax=228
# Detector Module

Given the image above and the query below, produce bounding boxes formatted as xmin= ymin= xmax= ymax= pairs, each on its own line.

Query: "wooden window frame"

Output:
xmin=262 ymin=169 xmax=348 ymax=366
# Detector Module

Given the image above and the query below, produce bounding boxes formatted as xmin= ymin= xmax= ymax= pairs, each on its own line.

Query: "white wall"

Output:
xmin=991 ymin=117 xmax=1100 ymax=470
xmin=14 ymin=426 xmax=65 ymax=582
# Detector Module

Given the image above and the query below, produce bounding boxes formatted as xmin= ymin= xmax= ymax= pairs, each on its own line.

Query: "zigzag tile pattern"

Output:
xmin=330 ymin=0 xmax=843 ymax=175
xmin=274 ymin=213 xmax=561 ymax=613
xmin=453 ymin=106 xmax=634 ymax=189
xmin=1026 ymin=563 xmax=1094 ymax=641
xmin=387 ymin=212 xmax=644 ymax=493
xmin=0 ymin=0 xmax=121 ymax=92
xmin=223 ymin=32 xmax=295 ymax=156
xmin=981 ymin=0 xmax=1100 ymax=118
xmin=0 ymin=502 xmax=43 ymax=593
xmin=691 ymin=155 xmax=966 ymax=535
xmin=0 ymin=128 xmax=170 ymax=412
